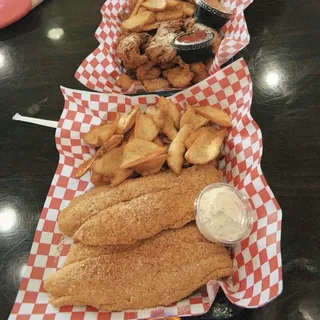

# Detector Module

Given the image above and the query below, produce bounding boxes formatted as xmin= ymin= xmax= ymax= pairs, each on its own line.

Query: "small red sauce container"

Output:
xmin=172 ymin=30 xmax=214 ymax=63
xmin=195 ymin=0 xmax=232 ymax=30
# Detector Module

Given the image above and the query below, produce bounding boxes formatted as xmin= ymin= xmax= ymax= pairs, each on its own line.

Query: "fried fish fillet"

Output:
xmin=64 ymin=241 xmax=138 ymax=266
xmin=72 ymin=164 xmax=222 ymax=245
xmin=45 ymin=224 xmax=232 ymax=311
xmin=58 ymin=169 xmax=185 ymax=236
xmin=58 ymin=163 xmax=222 ymax=237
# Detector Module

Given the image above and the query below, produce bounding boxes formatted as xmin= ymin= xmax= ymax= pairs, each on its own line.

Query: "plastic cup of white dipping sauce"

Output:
xmin=195 ymin=183 xmax=256 ymax=246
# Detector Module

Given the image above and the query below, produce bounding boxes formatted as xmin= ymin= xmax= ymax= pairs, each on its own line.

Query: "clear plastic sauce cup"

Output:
xmin=195 ymin=183 xmax=256 ymax=247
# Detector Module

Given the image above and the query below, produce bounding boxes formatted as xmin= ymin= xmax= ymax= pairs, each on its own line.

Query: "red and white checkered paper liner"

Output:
xmin=75 ymin=0 xmax=253 ymax=94
xmin=10 ymin=58 xmax=282 ymax=320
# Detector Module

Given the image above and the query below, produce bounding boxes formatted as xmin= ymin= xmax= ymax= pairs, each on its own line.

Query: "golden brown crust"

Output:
xmin=64 ymin=242 xmax=139 ymax=266
xmin=45 ymin=224 xmax=232 ymax=311
xmin=72 ymin=164 xmax=223 ymax=245
xmin=145 ymin=20 xmax=183 ymax=65
xmin=58 ymin=164 xmax=222 ymax=237
xmin=143 ymin=77 xmax=170 ymax=91
xmin=167 ymin=65 xmax=194 ymax=88
xmin=136 ymin=61 xmax=161 ymax=81
xmin=58 ymin=169 xmax=182 ymax=236
xmin=190 ymin=62 xmax=209 ymax=84
xmin=116 ymin=33 xmax=151 ymax=69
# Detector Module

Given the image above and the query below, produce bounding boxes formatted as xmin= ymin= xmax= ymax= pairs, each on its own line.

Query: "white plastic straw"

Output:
xmin=32 ymin=0 xmax=44 ymax=9
xmin=12 ymin=113 xmax=58 ymax=129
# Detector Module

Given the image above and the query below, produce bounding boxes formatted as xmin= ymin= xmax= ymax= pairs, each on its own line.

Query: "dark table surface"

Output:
xmin=1 ymin=0 xmax=320 ymax=319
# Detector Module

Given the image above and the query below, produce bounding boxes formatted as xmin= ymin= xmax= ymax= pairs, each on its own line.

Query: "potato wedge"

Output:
xmin=180 ymin=107 xmax=209 ymax=130
xmin=192 ymin=105 xmax=232 ymax=127
xmin=167 ymin=124 xmax=194 ymax=174
xmin=162 ymin=114 xmax=178 ymax=140
xmin=116 ymin=105 xmax=140 ymax=135
xmin=182 ymin=1 xmax=196 ymax=16
xmin=137 ymin=6 xmax=148 ymax=14
xmin=145 ymin=105 xmax=165 ymax=129
xmin=83 ymin=113 xmax=120 ymax=147
xmin=134 ymin=111 xmax=159 ymax=141
xmin=122 ymin=11 xmax=155 ymax=32
xmin=75 ymin=135 xmax=123 ymax=178
xmin=110 ymin=168 xmax=134 ymax=187
xmin=83 ymin=123 xmax=109 ymax=147
xmin=130 ymin=0 xmax=145 ymax=17
xmin=92 ymin=146 xmax=134 ymax=187
xmin=153 ymin=136 xmax=164 ymax=147
xmin=185 ymin=126 xmax=217 ymax=149
xmin=141 ymin=22 xmax=160 ymax=31
xmin=124 ymin=126 xmax=135 ymax=143
xmin=142 ymin=0 xmax=167 ymax=11
xmin=156 ymin=10 xmax=183 ymax=22
xmin=91 ymin=146 xmax=124 ymax=178
xmin=158 ymin=96 xmax=180 ymax=129
xmin=129 ymin=0 xmax=138 ymax=14
xmin=185 ymin=129 xmax=228 ymax=164
xmin=121 ymin=138 xmax=167 ymax=169
xmin=115 ymin=74 xmax=135 ymax=91
xmin=133 ymin=153 xmax=167 ymax=176
xmin=166 ymin=0 xmax=183 ymax=8
xmin=90 ymin=172 xmax=105 ymax=187
xmin=93 ymin=135 xmax=124 ymax=159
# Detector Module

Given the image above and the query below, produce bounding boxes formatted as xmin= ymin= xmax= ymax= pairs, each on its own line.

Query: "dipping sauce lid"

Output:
xmin=173 ymin=30 xmax=214 ymax=51
xmin=197 ymin=0 xmax=232 ymax=19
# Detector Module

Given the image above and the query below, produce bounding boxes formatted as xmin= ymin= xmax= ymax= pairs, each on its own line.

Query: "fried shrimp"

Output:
xmin=116 ymin=33 xmax=151 ymax=69
xmin=143 ymin=78 xmax=170 ymax=91
xmin=190 ymin=62 xmax=209 ymax=83
xmin=167 ymin=57 xmax=194 ymax=88
xmin=137 ymin=61 xmax=161 ymax=81
xmin=115 ymin=74 xmax=135 ymax=90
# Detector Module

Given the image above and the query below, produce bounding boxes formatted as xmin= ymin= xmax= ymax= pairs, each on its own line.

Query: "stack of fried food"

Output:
xmin=45 ymin=166 xmax=232 ymax=310
xmin=115 ymin=0 xmax=222 ymax=91
xmin=44 ymin=100 xmax=234 ymax=311
xmin=74 ymin=97 xmax=232 ymax=188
